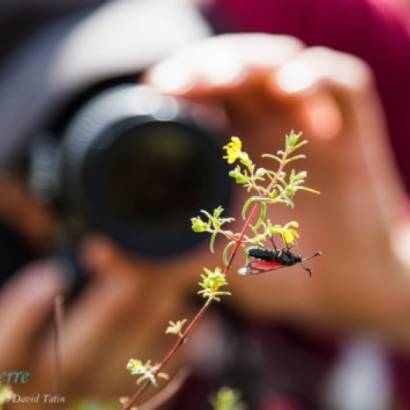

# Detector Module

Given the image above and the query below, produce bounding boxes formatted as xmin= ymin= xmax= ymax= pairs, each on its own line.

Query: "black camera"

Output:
xmin=0 ymin=84 xmax=232 ymax=286
xmin=30 ymin=84 xmax=232 ymax=256
xmin=0 ymin=0 xmax=232 ymax=285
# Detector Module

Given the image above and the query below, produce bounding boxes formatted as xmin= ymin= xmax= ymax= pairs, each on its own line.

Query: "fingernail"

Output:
xmin=201 ymin=46 xmax=243 ymax=86
xmin=276 ymin=61 xmax=317 ymax=94
xmin=148 ymin=59 xmax=195 ymax=94
xmin=303 ymin=93 xmax=342 ymax=140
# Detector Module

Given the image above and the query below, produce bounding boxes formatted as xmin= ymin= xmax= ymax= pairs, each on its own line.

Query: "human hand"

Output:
xmin=0 ymin=178 xmax=197 ymax=408
xmin=147 ymin=33 xmax=410 ymax=344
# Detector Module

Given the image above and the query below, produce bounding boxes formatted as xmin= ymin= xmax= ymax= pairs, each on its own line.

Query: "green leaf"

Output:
xmin=209 ymin=231 xmax=218 ymax=253
xmin=213 ymin=206 xmax=224 ymax=219
xmin=241 ymin=196 xmax=268 ymax=220
xmin=261 ymin=153 xmax=282 ymax=164
xmin=269 ymin=188 xmax=279 ymax=200
xmin=229 ymin=166 xmax=249 ymax=185
xmin=191 ymin=216 xmax=209 ymax=233
xmin=298 ymin=186 xmax=321 ymax=195
xmin=293 ymin=139 xmax=308 ymax=151
xmin=241 ymin=196 xmax=255 ymax=220
xmin=222 ymin=241 xmax=236 ymax=266
xmin=284 ymin=154 xmax=306 ymax=165
xmin=253 ymin=201 xmax=267 ymax=229
xmin=278 ymin=195 xmax=295 ymax=208
xmin=291 ymin=170 xmax=307 ymax=182
xmin=286 ymin=131 xmax=302 ymax=149
xmin=200 ymin=209 xmax=213 ymax=219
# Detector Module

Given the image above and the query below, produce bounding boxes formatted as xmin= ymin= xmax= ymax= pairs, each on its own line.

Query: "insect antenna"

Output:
xmin=302 ymin=251 xmax=322 ymax=261
xmin=300 ymin=251 xmax=322 ymax=277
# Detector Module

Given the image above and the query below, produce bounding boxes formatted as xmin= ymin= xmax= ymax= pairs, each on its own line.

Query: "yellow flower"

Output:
xmin=269 ymin=221 xmax=300 ymax=246
xmin=281 ymin=221 xmax=300 ymax=245
xmin=223 ymin=137 xmax=242 ymax=164
xmin=281 ymin=229 xmax=299 ymax=245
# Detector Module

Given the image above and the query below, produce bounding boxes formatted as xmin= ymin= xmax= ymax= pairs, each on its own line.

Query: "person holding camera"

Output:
xmin=1 ymin=0 xmax=410 ymax=408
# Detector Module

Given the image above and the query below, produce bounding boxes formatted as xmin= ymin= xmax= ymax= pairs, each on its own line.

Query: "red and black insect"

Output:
xmin=239 ymin=246 xmax=321 ymax=276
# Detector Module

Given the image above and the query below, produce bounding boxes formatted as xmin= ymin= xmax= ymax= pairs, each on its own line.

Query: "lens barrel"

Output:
xmin=61 ymin=84 xmax=232 ymax=257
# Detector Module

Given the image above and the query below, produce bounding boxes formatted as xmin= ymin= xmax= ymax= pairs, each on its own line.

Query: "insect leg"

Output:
xmin=299 ymin=260 xmax=312 ymax=276
xmin=300 ymin=251 xmax=322 ymax=276
xmin=269 ymin=236 xmax=278 ymax=251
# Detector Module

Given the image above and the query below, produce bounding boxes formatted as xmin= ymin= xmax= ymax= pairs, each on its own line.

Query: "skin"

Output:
xmin=148 ymin=34 xmax=410 ymax=340
xmin=1 ymin=33 xmax=410 ymax=406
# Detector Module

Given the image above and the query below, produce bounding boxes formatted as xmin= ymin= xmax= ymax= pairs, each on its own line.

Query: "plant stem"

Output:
xmin=53 ymin=294 xmax=64 ymax=395
xmin=123 ymin=204 xmax=259 ymax=410
xmin=139 ymin=368 xmax=190 ymax=410
xmin=123 ymin=149 xmax=287 ymax=410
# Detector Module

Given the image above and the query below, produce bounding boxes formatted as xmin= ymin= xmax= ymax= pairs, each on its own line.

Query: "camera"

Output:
xmin=1 ymin=84 xmax=233 ymax=285
xmin=29 ymin=84 xmax=232 ymax=257
xmin=0 ymin=0 xmax=232 ymax=285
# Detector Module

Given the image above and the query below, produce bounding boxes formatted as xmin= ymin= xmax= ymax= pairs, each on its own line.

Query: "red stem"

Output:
xmin=123 ymin=203 xmax=260 ymax=410
xmin=53 ymin=294 xmax=64 ymax=394
xmin=224 ymin=203 xmax=259 ymax=273
xmin=139 ymin=368 xmax=190 ymax=410
xmin=123 ymin=145 xmax=290 ymax=409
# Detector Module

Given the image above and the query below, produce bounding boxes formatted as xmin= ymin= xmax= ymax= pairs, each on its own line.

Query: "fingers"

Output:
xmin=148 ymin=35 xmax=377 ymax=146
xmin=273 ymin=46 xmax=372 ymax=95
xmin=261 ymin=48 xmax=410 ymax=329
xmin=26 ymin=236 xmax=192 ymax=397
xmin=88 ymin=286 xmax=190 ymax=396
xmin=0 ymin=261 xmax=65 ymax=369
xmin=268 ymin=46 xmax=373 ymax=139
xmin=32 ymin=237 xmax=142 ymax=395
xmin=270 ymin=46 xmax=406 ymax=230
xmin=147 ymin=35 xmax=372 ymax=142
xmin=147 ymin=33 xmax=303 ymax=97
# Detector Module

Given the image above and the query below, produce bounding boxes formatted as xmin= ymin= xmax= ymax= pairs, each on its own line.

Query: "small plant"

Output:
xmin=211 ymin=387 xmax=246 ymax=410
xmin=0 ymin=385 xmax=13 ymax=410
xmin=69 ymin=400 xmax=119 ymax=410
xmin=165 ymin=319 xmax=187 ymax=338
xmin=123 ymin=132 xmax=320 ymax=410
xmin=126 ymin=359 xmax=169 ymax=387
xmin=198 ymin=267 xmax=231 ymax=305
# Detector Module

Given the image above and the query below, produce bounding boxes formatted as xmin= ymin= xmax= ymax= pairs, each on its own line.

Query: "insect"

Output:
xmin=238 ymin=246 xmax=321 ymax=277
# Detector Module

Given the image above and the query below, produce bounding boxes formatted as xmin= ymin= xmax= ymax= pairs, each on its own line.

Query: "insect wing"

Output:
xmin=252 ymin=260 xmax=283 ymax=271
xmin=238 ymin=260 xmax=284 ymax=276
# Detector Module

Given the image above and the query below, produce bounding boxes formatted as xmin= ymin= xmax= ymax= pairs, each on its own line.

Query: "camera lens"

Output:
xmin=61 ymin=85 xmax=232 ymax=257
xmin=104 ymin=123 xmax=217 ymax=227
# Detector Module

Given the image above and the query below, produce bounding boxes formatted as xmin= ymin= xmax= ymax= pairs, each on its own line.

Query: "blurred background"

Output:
xmin=1 ymin=0 xmax=410 ymax=409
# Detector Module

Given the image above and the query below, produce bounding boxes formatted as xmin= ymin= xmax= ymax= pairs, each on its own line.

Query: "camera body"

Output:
xmin=29 ymin=84 xmax=232 ymax=256
xmin=0 ymin=0 xmax=232 ymax=283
